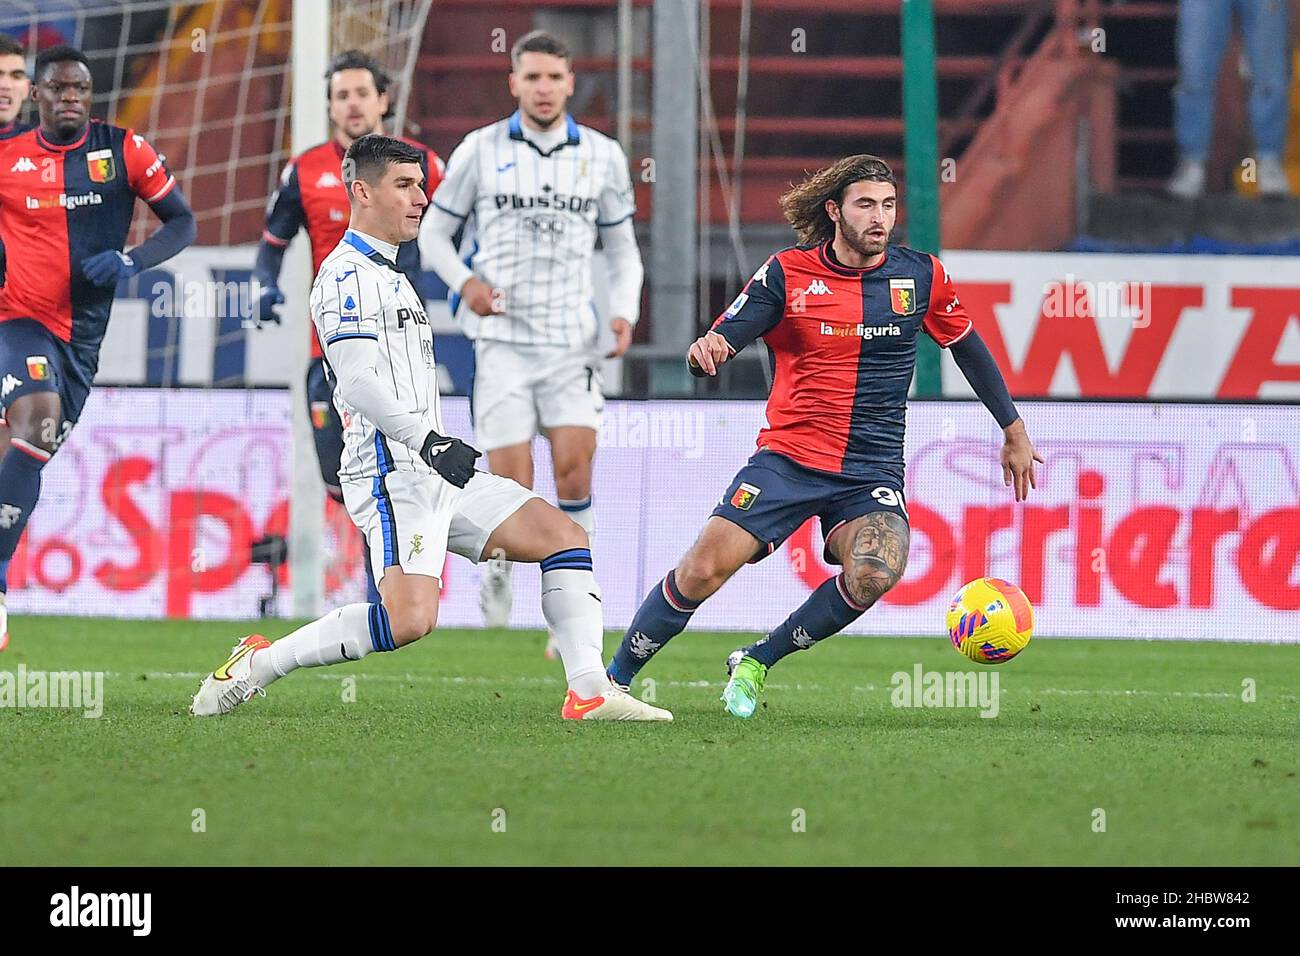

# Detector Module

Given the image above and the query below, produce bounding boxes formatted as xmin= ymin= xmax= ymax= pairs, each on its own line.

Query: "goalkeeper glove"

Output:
xmin=420 ymin=431 xmax=480 ymax=488
xmin=82 ymin=250 xmax=140 ymax=287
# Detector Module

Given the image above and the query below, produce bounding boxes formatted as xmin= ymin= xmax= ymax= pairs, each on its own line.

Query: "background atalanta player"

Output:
xmin=604 ymin=154 xmax=1044 ymax=717
xmin=419 ymin=31 xmax=645 ymax=642
xmin=0 ymin=46 xmax=196 ymax=651
xmin=252 ymin=49 xmax=442 ymax=604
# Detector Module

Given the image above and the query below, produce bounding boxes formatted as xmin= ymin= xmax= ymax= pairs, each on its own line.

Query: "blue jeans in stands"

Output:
xmin=1173 ymin=0 xmax=1291 ymax=160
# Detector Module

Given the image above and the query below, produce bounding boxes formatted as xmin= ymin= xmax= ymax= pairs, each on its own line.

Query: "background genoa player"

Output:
xmin=603 ymin=154 xmax=1044 ymax=718
xmin=0 ymin=46 xmax=196 ymax=651
xmin=252 ymin=49 xmax=442 ymax=604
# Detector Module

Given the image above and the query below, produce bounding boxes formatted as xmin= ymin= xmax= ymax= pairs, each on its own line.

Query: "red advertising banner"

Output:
xmin=942 ymin=251 xmax=1300 ymax=399
xmin=7 ymin=391 xmax=1298 ymax=642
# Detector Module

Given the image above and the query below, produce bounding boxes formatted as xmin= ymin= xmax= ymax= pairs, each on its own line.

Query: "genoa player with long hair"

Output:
xmin=605 ymin=154 xmax=1044 ymax=718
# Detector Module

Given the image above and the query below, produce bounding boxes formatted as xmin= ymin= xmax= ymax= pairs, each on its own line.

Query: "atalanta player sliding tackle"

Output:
xmin=253 ymin=50 xmax=442 ymax=606
xmin=191 ymin=135 xmax=669 ymax=721
xmin=0 ymin=46 xmax=197 ymax=651
xmin=605 ymin=154 xmax=1044 ymax=717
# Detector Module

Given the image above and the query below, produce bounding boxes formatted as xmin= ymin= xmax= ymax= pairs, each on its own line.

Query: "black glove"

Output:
xmin=420 ymin=431 xmax=480 ymax=488
xmin=253 ymin=281 xmax=284 ymax=326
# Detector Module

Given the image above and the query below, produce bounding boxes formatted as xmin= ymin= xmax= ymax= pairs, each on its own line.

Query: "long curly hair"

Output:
xmin=779 ymin=154 xmax=897 ymax=246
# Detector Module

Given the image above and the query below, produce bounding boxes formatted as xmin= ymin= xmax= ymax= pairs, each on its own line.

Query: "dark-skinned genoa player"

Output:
xmin=605 ymin=154 xmax=1045 ymax=718
xmin=0 ymin=46 xmax=197 ymax=650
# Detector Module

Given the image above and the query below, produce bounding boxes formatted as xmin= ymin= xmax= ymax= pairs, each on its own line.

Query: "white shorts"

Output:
xmin=342 ymin=468 xmax=538 ymax=586
xmin=472 ymin=339 xmax=604 ymax=452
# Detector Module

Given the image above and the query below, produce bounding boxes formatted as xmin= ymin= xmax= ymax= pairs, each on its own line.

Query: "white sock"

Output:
xmin=558 ymin=496 xmax=595 ymax=542
xmin=540 ymin=565 xmax=607 ymax=698
xmin=251 ymin=603 xmax=394 ymax=686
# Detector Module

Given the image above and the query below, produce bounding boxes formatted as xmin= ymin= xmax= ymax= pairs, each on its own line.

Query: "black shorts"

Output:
xmin=307 ymin=357 xmax=344 ymax=492
xmin=0 ymin=318 xmax=94 ymax=447
xmin=711 ymin=449 xmax=909 ymax=565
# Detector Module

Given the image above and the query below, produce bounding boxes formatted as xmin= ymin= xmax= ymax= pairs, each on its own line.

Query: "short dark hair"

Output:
xmin=34 ymin=45 xmax=90 ymax=83
xmin=343 ymin=134 xmax=423 ymax=195
xmin=326 ymin=49 xmax=390 ymax=97
xmin=0 ymin=35 xmax=26 ymax=60
xmin=510 ymin=30 xmax=572 ymax=71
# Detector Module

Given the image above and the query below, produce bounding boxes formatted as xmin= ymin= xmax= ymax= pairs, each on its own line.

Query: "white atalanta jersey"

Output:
xmin=431 ymin=111 xmax=636 ymax=347
xmin=310 ymin=230 xmax=442 ymax=480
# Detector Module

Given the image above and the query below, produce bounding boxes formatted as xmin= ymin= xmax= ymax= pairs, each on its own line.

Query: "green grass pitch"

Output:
xmin=1 ymin=616 xmax=1296 ymax=866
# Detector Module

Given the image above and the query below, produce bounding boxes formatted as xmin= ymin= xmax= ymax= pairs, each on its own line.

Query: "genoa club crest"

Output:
xmin=730 ymin=482 xmax=761 ymax=511
xmin=86 ymin=148 xmax=116 ymax=184
xmin=889 ymin=277 xmax=916 ymax=315
xmin=25 ymin=355 xmax=50 ymax=380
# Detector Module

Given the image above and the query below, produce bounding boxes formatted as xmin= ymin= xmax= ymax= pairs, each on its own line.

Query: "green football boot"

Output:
xmin=721 ymin=650 xmax=767 ymax=718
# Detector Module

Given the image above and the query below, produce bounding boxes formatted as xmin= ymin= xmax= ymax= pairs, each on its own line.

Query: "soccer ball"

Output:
xmin=946 ymin=577 xmax=1034 ymax=664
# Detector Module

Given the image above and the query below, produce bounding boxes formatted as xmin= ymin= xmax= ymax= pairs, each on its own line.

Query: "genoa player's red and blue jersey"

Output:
xmin=262 ymin=137 xmax=443 ymax=358
xmin=711 ymin=241 xmax=973 ymax=478
xmin=0 ymin=120 xmax=176 ymax=355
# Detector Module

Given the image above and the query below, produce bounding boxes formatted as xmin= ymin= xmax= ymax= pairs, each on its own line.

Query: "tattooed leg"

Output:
xmin=737 ymin=512 xmax=912 ymax=670
xmin=831 ymin=511 xmax=912 ymax=609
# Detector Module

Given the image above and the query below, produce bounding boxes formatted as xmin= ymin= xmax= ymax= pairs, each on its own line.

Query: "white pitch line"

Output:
xmin=105 ymin=671 xmax=1295 ymax=701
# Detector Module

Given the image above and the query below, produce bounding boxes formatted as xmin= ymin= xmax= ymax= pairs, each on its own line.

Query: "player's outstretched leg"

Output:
xmin=190 ymin=566 xmax=439 ymax=716
xmin=722 ymin=512 xmax=910 ymax=718
xmin=0 ymin=392 xmax=64 ymax=653
xmin=474 ymin=495 xmax=670 ymax=720
xmin=606 ymin=516 xmax=760 ymax=691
